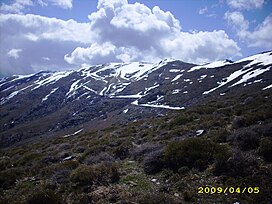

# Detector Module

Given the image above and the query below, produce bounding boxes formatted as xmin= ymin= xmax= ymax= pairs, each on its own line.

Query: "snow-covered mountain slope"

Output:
xmin=0 ymin=51 xmax=272 ymax=147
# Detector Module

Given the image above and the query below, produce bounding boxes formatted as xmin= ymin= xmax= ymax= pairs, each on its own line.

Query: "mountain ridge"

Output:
xmin=0 ymin=51 xmax=272 ymax=147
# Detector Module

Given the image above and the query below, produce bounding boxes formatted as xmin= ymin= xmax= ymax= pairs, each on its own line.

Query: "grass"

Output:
xmin=0 ymin=90 xmax=272 ymax=203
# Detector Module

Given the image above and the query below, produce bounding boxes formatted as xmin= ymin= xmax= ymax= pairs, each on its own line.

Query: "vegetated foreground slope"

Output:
xmin=0 ymin=85 xmax=271 ymax=203
xmin=0 ymin=51 xmax=272 ymax=203
xmin=0 ymin=51 xmax=272 ymax=148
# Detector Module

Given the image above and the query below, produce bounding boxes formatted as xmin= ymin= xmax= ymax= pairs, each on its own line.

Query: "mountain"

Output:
xmin=0 ymin=51 xmax=272 ymax=147
xmin=1 ymin=51 xmax=272 ymax=204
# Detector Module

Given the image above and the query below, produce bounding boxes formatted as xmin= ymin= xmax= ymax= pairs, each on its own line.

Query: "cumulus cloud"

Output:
xmin=49 ymin=0 xmax=73 ymax=9
xmin=0 ymin=0 xmax=73 ymax=14
xmin=0 ymin=14 xmax=91 ymax=75
xmin=0 ymin=14 xmax=92 ymax=43
xmin=247 ymin=15 xmax=272 ymax=48
xmin=226 ymin=0 xmax=264 ymax=10
xmin=0 ymin=0 xmax=241 ymax=76
xmin=7 ymin=49 xmax=22 ymax=59
xmin=199 ymin=7 xmax=208 ymax=15
xmin=0 ymin=0 xmax=33 ymax=14
xmin=64 ymin=42 xmax=117 ymax=65
xmin=65 ymin=0 xmax=239 ymax=65
xmin=224 ymin=11 xmax=249 ymax=38
xmin=225 ymin=11 xmax=272 ymax=48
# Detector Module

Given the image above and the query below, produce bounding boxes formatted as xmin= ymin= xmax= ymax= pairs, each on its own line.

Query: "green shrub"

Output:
xmin=208 ymin=129 xmax=230 ymax=143
xmin=164 ymin=138 xmax=216 ymax=171
xmin=17 ymin=152 xmax=42 ymax=166
xmin=193 ymin=105 xmax=217 ymax=114
xmin=26 ymin=189 xmax=60 ymax=204
xmin=169 ymin=113 xmax=195 ymax=127
xmin=143 ymin=149 xmax=164 ymax=174
xmin=113 ymin=145 xmax=129 ymax=160
xmin=213 ymin=149 xmax=254 ymax=177
xmin=228 ymin=128 xmax=260 ymax=151
xmin=213 ymin=144 xmax=232 ymax=176
xmin=231 ymin=116 xmax=245 ymax=129
xmin=0 ymin=168 xmax=22 ymax=189
xmin=137 ymin=192 xmax=178 ymax=204
xmin=0 ymin=156 xmax=10 ymax=170
xmin=70 ymin=162 xmax=119 ymax=186
xmin=258 ymin=137 xmax=272 ymax=162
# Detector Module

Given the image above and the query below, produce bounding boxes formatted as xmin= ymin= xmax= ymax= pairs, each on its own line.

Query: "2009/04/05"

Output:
xmin=198 ymin=187 xmax=260 ymax=194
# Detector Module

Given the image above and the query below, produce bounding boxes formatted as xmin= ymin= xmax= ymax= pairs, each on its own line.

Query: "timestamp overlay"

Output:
xmin=198 ymin=186 xmax=260 ymax=194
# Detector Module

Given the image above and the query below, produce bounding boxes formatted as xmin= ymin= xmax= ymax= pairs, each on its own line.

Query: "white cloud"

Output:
xmin=161 ymin=30 xmax=241 ymax=64
xmin=224 ymin=11 xmax=249 ymax=38
xmin=247 ymin=15 xmax=272 ymax=48
xmin=66 ymin=0 xmax=239 ymax=65
xmin=42 ymin=57 xmax=50 ymax=61
xmin=0 ymin=0 xmax=33 ymax=14
xmin=0 ymin=0 xmax=241 ymax=76
xmin=227 ymin=0 xmax=264 ymax=10
xmin=0 ymin=0 xmax=73 ymax=14
xmin=49 ymin=0 xmax=73 ymax=9
xmin=225 ymin=11 xmax=272 ymax=49
xmin=0 ymin=14 xmax=92 ymax=75
xmin=199 ymin=7 xmax=208 ymax=15
xmin=64 ymin=42 xmax=117 ymax=65
xmin=198 ymin=6 xmax=216 ymax=18
xmin=0 ymin=14 xmax=92 ymax=44
xmin=7 ymin=49 xmax=22 ymax=59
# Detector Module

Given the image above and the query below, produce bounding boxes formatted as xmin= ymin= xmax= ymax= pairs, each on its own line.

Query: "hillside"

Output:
xmin=0 ymin=51 xmax=272 ymax=203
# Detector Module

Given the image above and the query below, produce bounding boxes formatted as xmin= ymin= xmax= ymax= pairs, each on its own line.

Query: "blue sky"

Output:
xmin=0 ymin=0 xmax=271 ymax=76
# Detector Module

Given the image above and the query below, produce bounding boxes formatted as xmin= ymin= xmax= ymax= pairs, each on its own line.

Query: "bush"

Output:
xmin=83 ymin=152 xmax=114 ymax=165
xmin=17 ymin=152 xmax=41 ymax=166
xmin=0 ymin=168 xmax=22 ymax=189
xmin=213 ymin=149 xmax=255 ymax=177
xmin=26 ymin=189 xmax=60 ymax=204
xmin=169 ymin=114 xmax=194 ymax=127
xmin=208 ymin=129 xmax=230 ymax=143
xmin=228 ymin=128 xmax=260 ymax=151
xmin=70 ymin=163 xmax=119 ymax=186
xmin=258 ymin=137 xmax=272 ymax=162
xmin=143 ymin=149 xmax=164 ymax=174
xmin=164 ymin=138 xmax=216 ymax=171
xmin=113 ymin=145 xmax=129 ymax=160
xmin=131 ymin=143 xmax=162 ymax=161
xmin=0 ymin=156 xmax=10 ymax=171
xmin=137 ymin=193 xmax=178 ymax=204
xmin=253 ymin=122 xmax=272 ymax=137
xmin=231 ymin=116 xmax=245 ymax=129
xmin=213 ymin=144 xmax=232 ymax=176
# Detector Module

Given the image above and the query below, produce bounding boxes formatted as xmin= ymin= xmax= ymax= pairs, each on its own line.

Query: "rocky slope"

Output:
xmin=0 ymin=51 xmax=272 ymax=204
xmin=0 ymin=51 xmax=272 ymax=147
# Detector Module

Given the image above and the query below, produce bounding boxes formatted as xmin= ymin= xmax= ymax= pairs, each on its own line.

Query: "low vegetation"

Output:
xmin=0 ymin=91 xmax=272 ymax=203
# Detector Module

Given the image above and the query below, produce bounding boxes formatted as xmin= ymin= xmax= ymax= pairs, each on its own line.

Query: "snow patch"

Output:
xmin=262 ymin=84 xmax=272 ymax=90
xmin=196 ymin=129 xmax=204 ymax=136
xmin=133 ymin=103 xmax=184 ymax=110
xmin=203 ymin=67 xmax=255 ymax=95
xmin=169 ymin=69 xmax=180 ymax=73
xmin=63 ymin=129 xmax=83 ymax=138
xmin=32 ymin=71 xmax=73 ymax=90
xmin=230 ymin=67 xmax=270 ymax=87
xmin=236 ymin=51 xmax=272 ymax=68
xmin=171 ymin=74 xmax=183 ymax=82
xmin=42 ymin=87 xmax=59 ymax=102
xmin=188 ymin=60 xmax=232 ymax=72
xmin=172 ymin=89 xmax=181 ymax=94
xmin=0 ymin=84 xmax=34 ymax=105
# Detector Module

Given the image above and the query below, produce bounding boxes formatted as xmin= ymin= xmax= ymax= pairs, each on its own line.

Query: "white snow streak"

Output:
xmin=42 ymin=87 xmax=59 ymax=102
